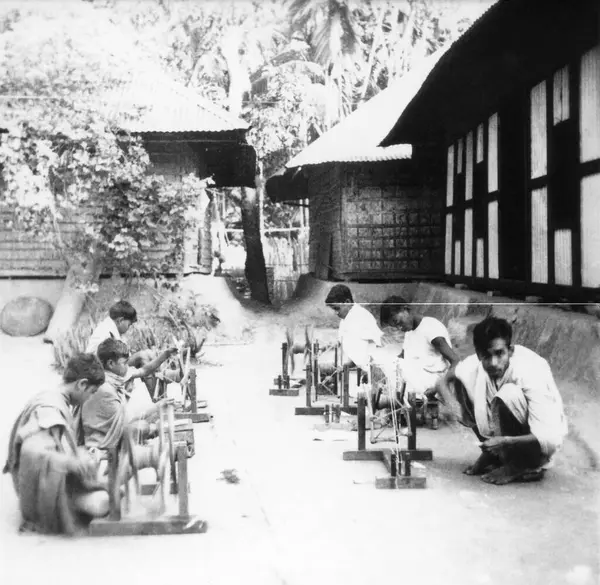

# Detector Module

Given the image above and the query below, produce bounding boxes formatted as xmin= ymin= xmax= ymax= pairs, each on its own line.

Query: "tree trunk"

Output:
xmin=43 ymin=255 xmax=101 ymax=344
xmin=221 ymin=30 xmax=269 ymax=303
xmin=241 ymin=186 xmax=270 ymax=304
xmin=197 ymin=189 xmax=213 ymax=275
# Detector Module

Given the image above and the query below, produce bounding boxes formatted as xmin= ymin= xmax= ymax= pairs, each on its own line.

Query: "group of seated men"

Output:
xmin=325 ymin=284 xmax=568 ymax=487
xmin=3 ymin=301 xmax=179 ymax=535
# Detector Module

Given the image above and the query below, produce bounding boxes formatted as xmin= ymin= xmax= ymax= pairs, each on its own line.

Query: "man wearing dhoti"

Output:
xmin=430 ymin=316 xmax=567 ymax=485
xmin=3 ymin=354 xmax=109 ymax=535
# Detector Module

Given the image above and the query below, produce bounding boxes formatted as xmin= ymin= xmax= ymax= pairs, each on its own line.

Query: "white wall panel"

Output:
xmin=581 ymin=173 xmax=600 ymax=286
xmin=531 ymin=187 xmax=548 ymax=283
xmin=580 ymin=44 xmax=600 ymax=163
xmin=530 ymin=81 xmax=548 ymax=179
xmin=488 ymin=200 xmax=499 ymax=278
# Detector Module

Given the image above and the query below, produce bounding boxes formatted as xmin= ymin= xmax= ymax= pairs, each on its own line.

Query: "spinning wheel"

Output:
xmin=269 ymin=326 xmax=315 ymax=396
xmin=343 ymin=360 xmax=433 ymax=489
xmin=154 ymin=342 xmax=210 ymax=424
xmin=364 ymin=362 xmax=412 ymax=446
xmin=295 ymin=337 xmax=358 ymax=417
xmin=89 ymin=402 xmax=207 ymax=536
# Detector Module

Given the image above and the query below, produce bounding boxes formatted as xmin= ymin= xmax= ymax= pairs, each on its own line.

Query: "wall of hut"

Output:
xmin=307 ymin=160 xmax=444 ymax=281
xmin=0 ymin=134 xmax=204 ymax=280
xmin=443 ymin=41 xmax=600 ymax=300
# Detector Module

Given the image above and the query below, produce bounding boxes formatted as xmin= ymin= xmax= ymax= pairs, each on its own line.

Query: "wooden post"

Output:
xmin=342 ymin=365 xmax=350 ymax=410
xmin=177 ymin=444 xmax=189 ymax=517
xmin=404 ymin=451 xmax=412 ymax=477
xmin=333 ymin=345 xmax=339 ymax=395
xmin=168 ymin=405 xmax=177 ymax=487
xmin=390 ymin=452 xmax=398 ymax=478
xmin=189 ymin=368 xmax=198 ymax=417
xmin=305 ymin=363 xmax=312 ymax=408
xmin=108 ymin=448 xmax=121 ymax=521
xmin=313 ymin=341 xmax=320 ymax=401
xmin=408 ymin=393 xmax=417 ymax=451
xmin=281 ymin=342 xmax=288 ymax=379
xmin=357 ymin=390 xmax=366 ymax=451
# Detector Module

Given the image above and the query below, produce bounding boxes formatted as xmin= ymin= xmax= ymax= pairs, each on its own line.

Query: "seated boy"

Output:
xmin=3 ymin=354 xmax=110 ymax=535
xmin=428 ymin=316 xmax=567 ymax=485
xmin=87 ymin=300 xmax=157 ymax=397
xmin=82 ymin=338 xmax=178 ymax=457
xmin=87 ymin=300 xmax=137 ymax=354
xmin=378 ymin=295 xmax=459 ymax=401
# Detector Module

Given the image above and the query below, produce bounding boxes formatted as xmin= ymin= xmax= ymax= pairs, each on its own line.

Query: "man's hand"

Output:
xmin=69 ymin=451 xmax=99 ymax=481
xmin=165 ymin=347 xmax=179 ymax=357
xmin=480 ymin=437 xmax=508 ymax=455
xmin=424 ymin=386 xmax=439 ymax=400
xmin=155 ymin=397 xmax=176 ymax=408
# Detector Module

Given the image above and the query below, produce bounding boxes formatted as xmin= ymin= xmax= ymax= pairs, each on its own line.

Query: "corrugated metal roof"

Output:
xmin=104 ymin=75 xmax=250 ymax=134
xmin=0 ymin=77 xmax=249 ymax=135
xmin=378 ymin=0 xmax=596 ymax=146
xmin=285 ymin=46 xmax=450 ymax=169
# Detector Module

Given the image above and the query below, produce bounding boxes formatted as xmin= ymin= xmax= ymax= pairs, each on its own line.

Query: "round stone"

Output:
xmin=0 ymin=296 xmax=54 ymax=337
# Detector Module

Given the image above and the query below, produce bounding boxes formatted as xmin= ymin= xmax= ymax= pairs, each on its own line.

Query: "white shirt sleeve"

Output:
xmin=86 ymin=317 xmax=121 ymax=354
xmin=421 ymin=317 xmax=451 ymax=345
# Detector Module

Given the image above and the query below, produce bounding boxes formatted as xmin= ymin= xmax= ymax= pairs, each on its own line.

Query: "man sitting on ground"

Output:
xmin=82 ymin=338 xmax=178 ymax=458
xmin=3 ymin=354 xmax=109 ymax=535
xmin=378 ymin=295 xmax=459 ymax=401
xmin=325 ymin=284 xmax=383 ymax=373
xmin=428 ymin=316 xmax=567 ymax=485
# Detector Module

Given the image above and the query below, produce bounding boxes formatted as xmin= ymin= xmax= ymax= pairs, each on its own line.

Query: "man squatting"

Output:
xmin=326 ymin=284 xmax=567 ymax=485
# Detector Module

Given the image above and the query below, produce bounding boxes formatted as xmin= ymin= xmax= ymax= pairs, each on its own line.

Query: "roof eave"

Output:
xmin=380 ymin=0 xmax=600 ymax=147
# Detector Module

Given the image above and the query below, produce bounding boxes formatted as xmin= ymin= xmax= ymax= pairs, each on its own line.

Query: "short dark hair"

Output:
xmin=325 ymin=284 xmax=353 ymax=305
xmin=380 ymin=295 xmax=410 ymax=326
xmin=97 ymin=338 xmax=130 ymax=368
xmin=108 ymin=300 xmax=137 ymax=323
xmin=63 ymin=353 xmax=105 ymax=386
xmin=472 ymin=317 xmax=513 ymax=354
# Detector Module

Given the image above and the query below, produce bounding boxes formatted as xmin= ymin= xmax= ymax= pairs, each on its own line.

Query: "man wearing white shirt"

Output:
xmin=379 ymin=295 xmax=459 ymax=400
xmin=429 ymin=317 xmax=567 ymax=485
xmin=325 ymin=284 xmax=383 ymax=372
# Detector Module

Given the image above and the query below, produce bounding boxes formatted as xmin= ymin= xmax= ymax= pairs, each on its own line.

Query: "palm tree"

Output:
xmin=286 ymin=0 xmax=363 ymax=125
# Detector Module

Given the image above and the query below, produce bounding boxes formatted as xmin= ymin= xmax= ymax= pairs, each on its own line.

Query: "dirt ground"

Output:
xmin=0 ymin=281 xmax=599 ymax=585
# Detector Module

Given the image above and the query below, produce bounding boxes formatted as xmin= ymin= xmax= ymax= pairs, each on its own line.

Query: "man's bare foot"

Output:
xmin=481 ymin=465 xmax=545 ymax=485
xmin=464 ymin=452 xmax=501 ymax=476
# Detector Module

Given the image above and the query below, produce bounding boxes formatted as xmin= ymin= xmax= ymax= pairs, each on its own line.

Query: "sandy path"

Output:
xmin=0 ymin=322 xmax=598 ymax=585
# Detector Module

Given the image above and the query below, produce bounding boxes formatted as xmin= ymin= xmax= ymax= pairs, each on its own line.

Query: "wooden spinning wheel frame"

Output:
xmin=88 ymin=402 xmax=207 ymax=536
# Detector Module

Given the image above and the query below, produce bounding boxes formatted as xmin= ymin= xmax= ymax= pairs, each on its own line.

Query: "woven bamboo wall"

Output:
xmin=307 ymin=165 xmax=343 ymax=279
xmin=342 ymin=179 xmax=444 ymax=279
xmin=306 ymin=161 xmax=444 ymax=281
xmin=263 ymin=231 xmax=309 ymax=300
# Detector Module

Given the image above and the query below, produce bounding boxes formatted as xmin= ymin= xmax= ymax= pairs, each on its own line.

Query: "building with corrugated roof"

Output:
xmin=380 ymin=0 xmax=600 ymax=302
xmin=266 ymin=49 xmax=449 ymax=282
xmin=0 ymin=74 xmax=256 ymax=284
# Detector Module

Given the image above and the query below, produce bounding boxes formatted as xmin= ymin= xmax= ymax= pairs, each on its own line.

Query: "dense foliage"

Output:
xmin=0 ymin=2 xmax=209 ymax=278
xmin=0 ymin=0 xmax=492 ymax=269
